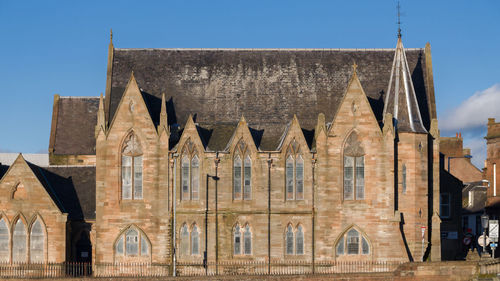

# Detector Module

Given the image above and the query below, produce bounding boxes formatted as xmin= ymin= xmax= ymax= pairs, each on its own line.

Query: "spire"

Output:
xmin=382 ymin=37 xmax=426 ymax=133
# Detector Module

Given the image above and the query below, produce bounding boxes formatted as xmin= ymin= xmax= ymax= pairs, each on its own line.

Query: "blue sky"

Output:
xmin=0 ymin=0 xmax=499 ymax=168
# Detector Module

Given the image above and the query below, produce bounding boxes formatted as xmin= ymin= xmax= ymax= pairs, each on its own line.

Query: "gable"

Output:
xmin=0 ymin=156 xmax=63 ymax=214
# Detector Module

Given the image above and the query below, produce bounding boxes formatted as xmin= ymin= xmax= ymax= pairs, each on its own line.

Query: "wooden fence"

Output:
xmin=0 ymin=260 xmax=404 ymax=278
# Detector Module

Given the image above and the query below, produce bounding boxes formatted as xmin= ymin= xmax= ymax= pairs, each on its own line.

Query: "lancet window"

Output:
xmin=181 ymin=140 xmax=200 ymax=201
xmin=285 ymin=224 xmax=304 ymax=255
xmin=115 ymin=226 xmax=150 ymax=257
xmin=12 ymin=219 xmax=27 ymax=263
xmin=285 ymin=139 xmax=304 ymax=200
xmin=233 ymin=140 xmax=251 ymax=200
xmin=0 ymin=218 xmax=9 ymax=262
xmin=179 ymin=223 xmax=200 ymax=256
xmin=343 ymin=132 xmax=365 ymax=200
xmin=335 ymin=227 xmax=370 ymax=256
xmin=121 ymin=133 xmax=143 ymax=200
xmin=234 ymin=223 xmax=252 ymax=256
xmin=30 ymin=219 xmax=45 ymax=263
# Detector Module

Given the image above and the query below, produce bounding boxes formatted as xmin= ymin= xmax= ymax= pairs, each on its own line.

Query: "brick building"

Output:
xmin=0 ymin=33 xmax=445 ymax=268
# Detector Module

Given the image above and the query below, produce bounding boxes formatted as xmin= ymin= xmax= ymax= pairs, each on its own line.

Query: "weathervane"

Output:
xmin=397 ymin=1 xmax=402 ymax=38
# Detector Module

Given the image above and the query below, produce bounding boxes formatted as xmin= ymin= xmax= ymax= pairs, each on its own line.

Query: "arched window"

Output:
xmin=121 ymin=133 xmax=143 ymax=200
xmin=180 ymin=224 xmax=189 ymax=255
xmin=191 ymin=225 xmax=199 ymax=255
xmin=233 ymin=155 xmax=242 ymax=199
xmin=233 ymin=225 xmax=241 ymax=255
xmin=244 ymin=156 xmax=252 ymax=200
xmin=233 ymin=140 xmax=252 ymax=200
xmin=343 ymin=132 xmax=365 ymax=200
xmin=286 ymin=155 xmax=294 ymax=200
xmin=126 ymin=229 xmax=139 ymax=256
xmin=181 ymin=140 xmax=199 ymax=201
xmin=191 ymin=155 xmax=199 ymax=200
xmin=243 ymin=225 xmax=252 ymax=255
xmin=30 ymin=219 xmax=45 ymax=263
xmin=0 ymin=218 xmax=8 ymax=262
xmin=13 ymin=219 xmax=27 ymax=263
xmin=286 ymin=225 xmax=294 ymax=255
xmin=335 ymin=227 xmax=370 ymax=256
xmin=286 ymin=139 xmax=304 ymax=200
xmin=181 ymin=155 xmax=190 ymax=200
xmin=114 ymin=226 xmax=150 ymax=257
xmin=296 ymin=225 xmax=304 ymax=255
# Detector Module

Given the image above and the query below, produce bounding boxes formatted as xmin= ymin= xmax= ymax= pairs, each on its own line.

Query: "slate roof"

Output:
xmin=107 ymin=48 xmax=432 ymax=151
xmin=52 ymin=97 xmax=99 ymax=155
xmin=28 ymin=163 xmax=96 ymax=220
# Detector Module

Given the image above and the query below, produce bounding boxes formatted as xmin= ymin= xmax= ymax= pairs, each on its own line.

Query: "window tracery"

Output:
xmin=343 ymin=132 xmax=364 ymax=200
xmin=335 ymin=227 xmax=370 ymax=256
xmin=285 ymin=139 xmax=304 ymax=200
xmin=233 ymin=223 xmax=252 ymax=256
xmin=121 ymin=133 xmax=143 ymax=200
xmin=114 ymin=226 xmax=150 ymax=257
xmin=181 ymin=139 xmax=200 ymax=201
xmin=233 ymin=140 xmax=251 ymax=200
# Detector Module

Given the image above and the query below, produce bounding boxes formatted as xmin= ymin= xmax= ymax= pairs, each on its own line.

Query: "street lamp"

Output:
xmin=481 ymin=212 xmax=489 ymax=257
xmin=447 ymin=154 xmax=472 ymax=172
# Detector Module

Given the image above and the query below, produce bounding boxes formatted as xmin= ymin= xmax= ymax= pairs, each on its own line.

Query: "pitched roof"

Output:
xmin=51 ymin=97 xmax=99 ymax=155
xmin=107 ymin=47 xmax=432 ymax=151
xmin=28 ymin=164 xmax=96 ymax=220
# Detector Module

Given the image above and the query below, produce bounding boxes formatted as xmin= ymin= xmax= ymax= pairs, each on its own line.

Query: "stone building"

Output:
xmin=0 ymin=33 xmax=444 ymax=267
xmin=485 ymin=118 xmax=500 ymax=217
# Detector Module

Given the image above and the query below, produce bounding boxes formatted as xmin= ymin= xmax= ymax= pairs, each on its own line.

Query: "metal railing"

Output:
xmin=0 ymin=262 xmax=91 ymax=278
xmin=0 ymin=260 xmax=404 ymax=278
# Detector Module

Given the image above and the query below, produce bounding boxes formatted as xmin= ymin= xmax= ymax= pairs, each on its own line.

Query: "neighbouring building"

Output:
xmin=485 ymin=118 xmax=500 ymax=218
xmin=0 ymin=32 xmax=446 ymax=270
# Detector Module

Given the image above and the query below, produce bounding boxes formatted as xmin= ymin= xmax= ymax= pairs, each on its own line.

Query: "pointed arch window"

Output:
xmin=233 ymin=224 xmax=241 ymax=255
xmin=243 ymin=225 xmax=252 ymax=255
xmin=13 ymin=219 xmax=27 ymax=263
xmin=0 ymin=218 xmax=8 ymax=262
xmin=180 ymin=224 xmax=189 ymax=255
xmin=191 ymin=225 xmax=199 ymax=255
xmin=234 ymin=140 xmax=252 ymax=200
xmin=335 ymin=227 xmax=370 ymax=256
xmin=114 ymin=226 xmax=150 ymax=257
xmin=285 ymin=224 xmax=305 ymax=255
xmin=121 ymin=133 xmax=143 ymax=200
xmin=286 ymin=225 xmax=294 ymax=255
xmin=181 ymin=140 xmax=199 ymax=201
xmin=30 ymin=219 xmax=45 ymax=263
xmin=286 ymin=139 xmax=304 ymax=200
xmin=343 ymin=132 xmax=365 ymax=200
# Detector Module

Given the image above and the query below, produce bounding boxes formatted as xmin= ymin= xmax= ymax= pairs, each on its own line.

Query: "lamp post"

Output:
xmin=481 ymin=213 xmax=489 ymax=257
xmin=447 ymin=154 xmax=472 ymax=172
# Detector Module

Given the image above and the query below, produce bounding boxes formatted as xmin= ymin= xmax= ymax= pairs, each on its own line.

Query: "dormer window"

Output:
xmin=121 ymin=133 xmax=143 ymax=200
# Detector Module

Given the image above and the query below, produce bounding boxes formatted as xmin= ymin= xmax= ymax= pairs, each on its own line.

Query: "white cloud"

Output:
xmin=463 ymin=135 xmax=486 ymax=169
xmin=440 ymin=83 xmax=500 ymax=131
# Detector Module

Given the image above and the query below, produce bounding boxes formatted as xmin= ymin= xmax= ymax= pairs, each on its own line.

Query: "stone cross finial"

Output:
xmin=352 ymin=62 xmax=358 ymax=74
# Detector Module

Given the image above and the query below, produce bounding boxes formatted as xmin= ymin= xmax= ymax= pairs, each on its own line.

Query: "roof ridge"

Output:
xmin=115 ymin=48 xmax=424 ymax=51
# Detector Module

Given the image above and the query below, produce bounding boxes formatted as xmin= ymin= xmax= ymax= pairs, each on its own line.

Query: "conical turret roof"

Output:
xmin=383 ymin=37 xmax=426 ymax=133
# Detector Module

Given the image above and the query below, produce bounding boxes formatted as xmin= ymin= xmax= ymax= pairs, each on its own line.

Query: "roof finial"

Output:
xmin=110 ymin=28 xmax=113 ymax=42
xmin=352 ymin=61 xmax=358 ymax=74
xmin=397 ymin=1 xmax=402 ymax=38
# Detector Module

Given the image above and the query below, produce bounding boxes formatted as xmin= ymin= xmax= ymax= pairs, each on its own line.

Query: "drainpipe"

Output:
xmin=312 ymin=154 xmax=316 ymax=274
xmin=172 ymin=153 xmax=178 ymax=276
xmin=214 ymin=152 xmax=220 ymax=275
xmin=267 ymin=153 xmax=272 ymax=274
